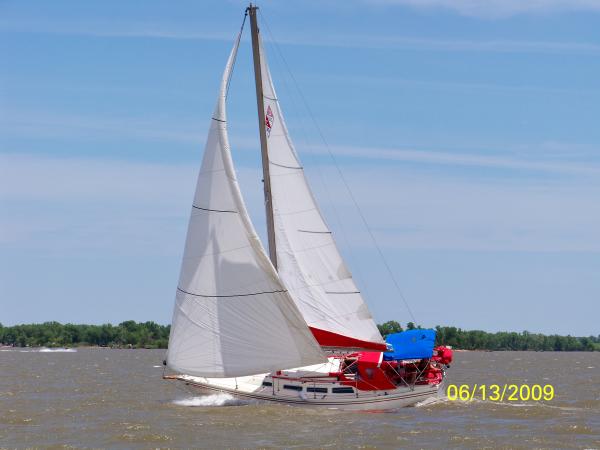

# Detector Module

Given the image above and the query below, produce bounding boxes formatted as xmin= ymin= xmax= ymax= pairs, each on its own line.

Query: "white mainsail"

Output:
xmin=258 ymin=37 xmax=385 ymax=349
xmin=167 ymin=32 xmax=326 ymax=378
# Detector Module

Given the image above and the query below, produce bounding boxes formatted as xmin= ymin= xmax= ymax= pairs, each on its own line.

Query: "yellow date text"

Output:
xmin=446 ymin=384 xmax=554 ymax=402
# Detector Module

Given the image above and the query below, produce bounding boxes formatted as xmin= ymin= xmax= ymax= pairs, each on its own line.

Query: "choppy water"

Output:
xmin=1 ymin=348 xmax=598 ymax=448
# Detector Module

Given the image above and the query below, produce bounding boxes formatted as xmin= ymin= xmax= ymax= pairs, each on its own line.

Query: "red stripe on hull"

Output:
xmin=309 ymin=327 xmax=387 ymax=351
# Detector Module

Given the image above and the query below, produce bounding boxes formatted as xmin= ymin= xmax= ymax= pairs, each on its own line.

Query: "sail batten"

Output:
xmin=257 ymin=36 xmax=386 ymax=351
xmin=167 ymin=31 xmax=326 ymax=379
xmin=176 ymin=287 xmax=287 ymax=299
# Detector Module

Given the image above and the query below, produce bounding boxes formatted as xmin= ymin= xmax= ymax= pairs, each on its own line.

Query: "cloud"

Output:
xmin=364 ymin=0 xmax=600 ymax=18
xmin=4 ymin=109 xmax=599 ymax=177
xmin=0 ymin=110 xmax=259 ymax=152
xmin=2 ymin=153 xmax=598 ymax=257
xmin=2 ymin=18 xmax=600 ymax=55
xmin=308 ymin=164 xmax=600 ymax=253
xmin=2 ymin=152 xmax=599 ymax=334
xmin=0 ymin=153 xmax=265 ymax=256
xmin=4 ymin=105 xmax=599 ymax=179
xmin=0 ymin=153 xmax=192 ymax=202
xmin=286 ymin=34 xmax=600 ymax=55
xmin=319 ymin=73 xmax=600 ymax=96
xmin=0 ymin=18 xmax=233 ymax=41
xmin=0 ymin=153 xmax=194 ymax=255
xmin=1 ymin=110 xmax=205 ymax=144
xmin=312 ymin=144 xmax=600 ymax=176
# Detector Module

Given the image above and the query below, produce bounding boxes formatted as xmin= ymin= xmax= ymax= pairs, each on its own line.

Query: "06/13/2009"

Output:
xmin=446 ymin=384 xmax=555 ymax=402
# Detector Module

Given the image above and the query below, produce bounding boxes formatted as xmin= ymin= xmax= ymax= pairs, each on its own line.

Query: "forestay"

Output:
xmin=258 ymin=37 xmax=386 ymax=351
xmin=167 ymin=32 xmax=326 ymax=378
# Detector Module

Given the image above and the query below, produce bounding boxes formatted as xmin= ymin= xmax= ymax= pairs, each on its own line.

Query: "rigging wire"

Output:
xmin=258 ymin=10 xmax=417 ymax=324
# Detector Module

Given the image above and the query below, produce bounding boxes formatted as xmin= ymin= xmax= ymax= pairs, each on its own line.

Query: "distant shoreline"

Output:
xmin=1 ymin=321 xmax=598 ymax=351
xmin=1 ymin=346 xmax=596 ymax=353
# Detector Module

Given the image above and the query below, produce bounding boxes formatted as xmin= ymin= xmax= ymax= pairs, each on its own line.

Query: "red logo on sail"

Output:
xmin=265 ymin=105 xmax=274 ymax=137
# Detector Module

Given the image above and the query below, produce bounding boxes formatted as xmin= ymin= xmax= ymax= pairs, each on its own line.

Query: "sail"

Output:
xmin=258 ymin=37 xmax=386 ymax=351
xmin=167 ymin=33 xmax=326 ymax=378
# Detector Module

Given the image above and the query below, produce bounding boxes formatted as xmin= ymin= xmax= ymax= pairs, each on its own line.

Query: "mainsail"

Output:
xmin=257 ymin=36 xmax=386 ymax=351
xmin=167 ymin=32 xmax=326 ymax=378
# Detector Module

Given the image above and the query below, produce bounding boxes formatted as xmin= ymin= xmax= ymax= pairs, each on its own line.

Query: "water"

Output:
xmin=1 ymin=349 xmax=598 ymax=448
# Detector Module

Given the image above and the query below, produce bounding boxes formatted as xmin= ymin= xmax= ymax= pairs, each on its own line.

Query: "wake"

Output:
xmin=415 ymin=395 xmax=449 ymax=408
xmin=172 ymin=393 xmax=247 ymax=407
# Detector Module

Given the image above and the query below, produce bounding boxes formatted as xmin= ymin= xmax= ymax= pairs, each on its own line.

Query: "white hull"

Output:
xmin=173 ymin=373 xmax=441 ymax=410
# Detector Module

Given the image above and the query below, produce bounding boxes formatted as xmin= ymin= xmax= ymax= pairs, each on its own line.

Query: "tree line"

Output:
xmin=378 ymin=321 xmax=600 ymax=352
xmin=0 ymin=321 xmax=169 ymax=349
xmin=0 ymin=320 xmax=597 ymax=351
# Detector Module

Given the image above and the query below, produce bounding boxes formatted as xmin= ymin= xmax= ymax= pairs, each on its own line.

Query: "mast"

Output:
xmin=248 ymin=4 xmax=277 ymax=270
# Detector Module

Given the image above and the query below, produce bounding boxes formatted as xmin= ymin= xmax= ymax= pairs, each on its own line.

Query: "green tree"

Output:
xmin=377 ymin=321 xmax=403 ymax=337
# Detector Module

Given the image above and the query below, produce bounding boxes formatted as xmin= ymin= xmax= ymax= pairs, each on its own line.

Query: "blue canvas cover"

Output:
xmin=383 ymin=329 xmax=436 ymax=360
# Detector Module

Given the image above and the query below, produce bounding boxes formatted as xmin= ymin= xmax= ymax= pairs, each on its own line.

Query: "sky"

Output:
xmin=1 ymin=0 xmax=599 ymax=336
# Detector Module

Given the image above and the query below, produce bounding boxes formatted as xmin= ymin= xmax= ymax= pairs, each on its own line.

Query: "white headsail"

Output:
xmin=258 ymin=37 xmax=386 ymax=350
xmin=167 ymin=32 xmax=326 ymax=378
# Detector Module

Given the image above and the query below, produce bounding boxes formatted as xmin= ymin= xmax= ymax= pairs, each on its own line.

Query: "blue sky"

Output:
xmin=1 ymin=0 xmax=599 ymax=336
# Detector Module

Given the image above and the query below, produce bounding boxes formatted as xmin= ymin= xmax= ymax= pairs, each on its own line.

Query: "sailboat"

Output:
xmin=163 ymin=4 xmax=452 ymax=410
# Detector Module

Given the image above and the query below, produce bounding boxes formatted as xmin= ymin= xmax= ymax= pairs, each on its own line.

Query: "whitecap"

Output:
xmin=38 ymin=348 xmax=77 ymax=353
xmin=415 ymin=396 xmax=448 ymax=407
xmin=172 ymin=393 xmax=241 ymax=407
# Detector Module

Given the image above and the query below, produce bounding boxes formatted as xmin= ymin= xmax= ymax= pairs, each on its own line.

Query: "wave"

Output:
xmin=172 ymin=393 xmax=245 ymax=407
xmin=415 ymin=395 xmax=450 ymax=408
xmin=430 ymin=395 xmax=587 ymax=412
xmin=37 ymin=348 xmax=77 ymax=353
xmin=4 ymin=347 xmax=78 ymax=352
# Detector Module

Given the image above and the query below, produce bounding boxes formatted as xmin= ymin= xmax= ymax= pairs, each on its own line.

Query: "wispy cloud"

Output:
xmin=318 ymin=73 xmax=600 ymax=97
xmin=364 ymin=0 xmax=600 ymax=18
xmin=0 ymin=154 xmax=183 ymax=253
xmin=309 ymin=164 xmax=600 ymax=253
xmin=0 ymin=110 xmax=262 ymax=150
xmin=282 ymin=34 xmax=600 ymax=55
xmin=1 ymin=111 xmax=205 ymax=144
xmin=0 ymin=19 xmax=233 ymax=41
xmin=0 ymin=153 xmax=263 ymax=255
xmin=3 ymin=152 xmax=598 ymax=336
xmin=310 ymin=144 xmax=600 ymax=176
xmin=4 ymin=109 xmax=598 ymax=176
xmin=0 ymin=153 xmax=193 ymax=203
xmin=2 ymin=18 xmax=600 ymax=55
xmin=2 ymin=153 xmax=599 ymax=255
